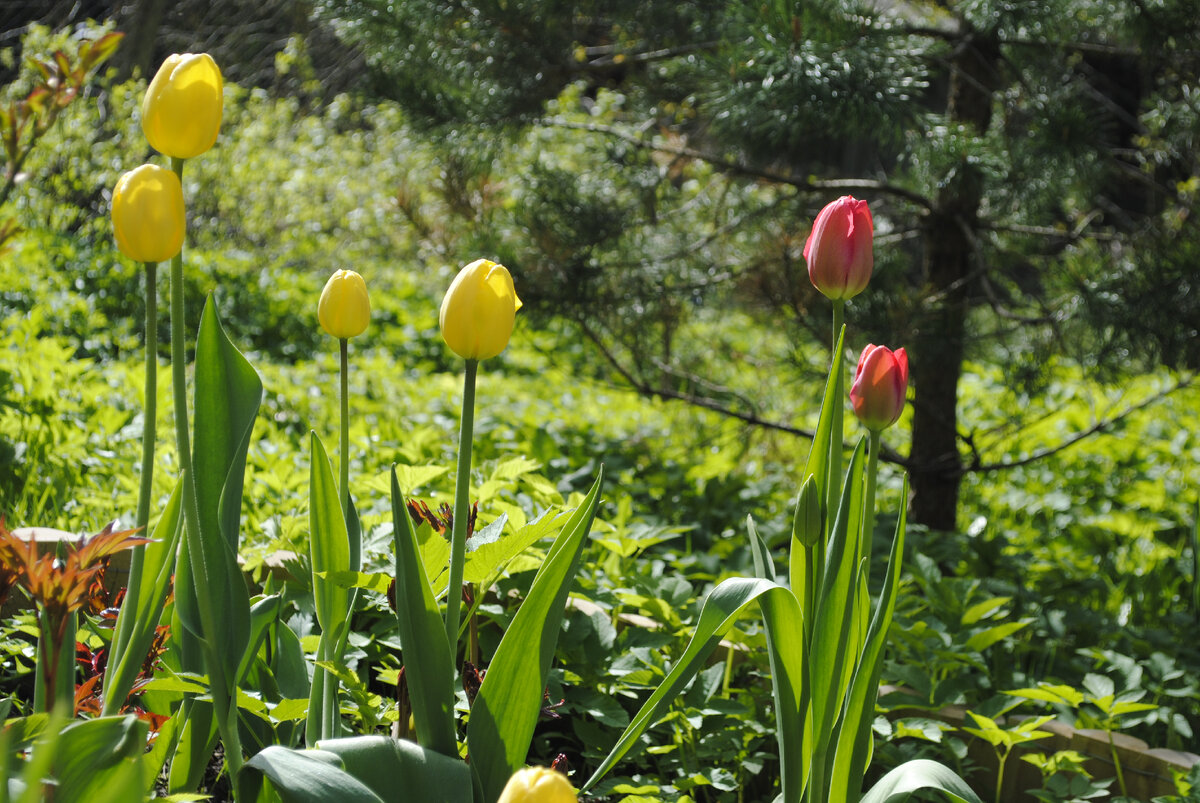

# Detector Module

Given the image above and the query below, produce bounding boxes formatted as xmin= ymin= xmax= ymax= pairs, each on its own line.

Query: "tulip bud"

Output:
xmin=792 ymin=474 xmax=822 ymax=548
xmin=439 ymin=258 xmax=523 ymax=361
xmin=111 ymin=164 xmax=186 ymax=264
xmin=497 ymin=766 xmax=578 ymax=803
xmin=803 ymin=196 xmax=873 ymax=301
xmin=850 ymin=344 xmax=908 ymax=432
xmin=142 ymin=53 xmax=223 ymax=159
xmin=318 ymin=269 xmax=370 ymax=339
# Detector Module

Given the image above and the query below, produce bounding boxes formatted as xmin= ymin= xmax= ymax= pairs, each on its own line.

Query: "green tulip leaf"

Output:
xmin=468 ymin=469 xmax=604 ymax=803
xmin=50 ymin=715 xmax=148 ymax=803
xmin=582 ymin=574 xmax=803 ymax=794
xmin=829 ymin=476 xmax=909 ymax=802
xmin=749 ymin=517 xmax=807 ymax=803
xmin=177 ymin=295 xmax=262 ymax=694
xmin=317 ymin=735 xmax=473 ymax=803
xmin=102 ymin=477 xmax=184 ymax=716
xmin=238 ymin=745 xmax=384 ymax=803
xmin=309 ymin=432 xmax=352 ymax=641
xmin=390 ymin=466 xmax=458 ymax=757
xmin=859 ymin=759 xmax=983 ymax=803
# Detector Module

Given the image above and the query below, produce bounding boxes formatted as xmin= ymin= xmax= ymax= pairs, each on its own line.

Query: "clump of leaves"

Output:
xmin=0 ymin=519 xmax=148 ymax=711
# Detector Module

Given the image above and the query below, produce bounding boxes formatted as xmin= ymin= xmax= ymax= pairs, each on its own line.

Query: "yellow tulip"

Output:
xmin=496 ymin=767 xmax=578 ymax=803
xmin=111 ymin=164 xmax=186 ymax=263
xmin=318 ymin=269 xmax=371 ymax=339
xmin=142 ymin=53 xmax=223 ymax=159
xmin=439 ymin=258 xmax=522 ymax=361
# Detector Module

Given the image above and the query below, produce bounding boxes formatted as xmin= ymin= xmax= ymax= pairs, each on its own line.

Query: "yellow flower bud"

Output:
xmin=497 ymin=767 xmax=578 ymax=803
xmin=439 ymin=258 xmax=523 ymax=361
xmin=111 ymin=164 xmax=186 ymax=264
xmin=142 ymin=53 xmax=223 ymax=159
xmin=318 ymin=269 xmax=370 ymax=339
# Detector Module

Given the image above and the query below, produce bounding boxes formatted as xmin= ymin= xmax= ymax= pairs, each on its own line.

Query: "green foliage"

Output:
xmin=3 ymin=16 xmax=1200 ymax=799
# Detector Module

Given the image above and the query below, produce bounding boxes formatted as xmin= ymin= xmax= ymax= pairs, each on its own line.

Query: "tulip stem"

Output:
xmin=863 ymin=429 xmax=881 ymax=567
xmin=105 ymin=261 xmax=159 ymax=716
xmin=339 ymin=337 xmax=350 ymax=522
xmin=827 ymin=301 xmax=845 ymax=549
xmin=137 ymin=261 xmax=158 ymax=533
xmin=167 ymin=155 xmax=244 ymax=786
xmin=444 ymin=359 xmax=478 ymax=661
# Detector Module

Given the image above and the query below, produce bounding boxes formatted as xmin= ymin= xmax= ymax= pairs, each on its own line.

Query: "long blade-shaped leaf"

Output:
xmin=582 ymin=575 xmax=803 ymax=793
xmin=808 ymin=438 xmax=866 ymax=797
xmin=390 ymin=467 xmax=457 ymax=757
xmin=309 ymin=433 xmax=351 ymax=640
xmin=103 ymin=478 xmax=184 ymax=715
xmin=749 ymin=518 xmax=807 ymax=803
xmin=859 ymin=759 xmax=983 ymax=803
xmin=180 ymin=296 xmax=261 ymax=689
xmin=800 ymin=326 xmax=847 ymax=576
xmin=468 ymin=470 xmax=604 ymax=802
xmin=830 ymin=477 xmax=909 ymax=802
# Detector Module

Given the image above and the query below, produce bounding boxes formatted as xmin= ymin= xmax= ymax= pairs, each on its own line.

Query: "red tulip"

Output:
xmin=803 ymin=196 xmax=873 ymax=300
xmin=851 ymin=344 xmax=908 ymax=432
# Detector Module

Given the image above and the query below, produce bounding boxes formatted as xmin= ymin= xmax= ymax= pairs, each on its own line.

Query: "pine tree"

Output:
xmin=324 ymin=0 xmax=1200 ymax=530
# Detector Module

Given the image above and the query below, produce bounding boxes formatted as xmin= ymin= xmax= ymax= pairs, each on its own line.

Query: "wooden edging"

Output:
xmin=880 ymin=687 xmax=1200 ymax=802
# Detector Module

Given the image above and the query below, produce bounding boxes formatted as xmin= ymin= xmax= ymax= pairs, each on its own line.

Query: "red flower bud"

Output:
xmin=803 ymin=196 xmax=873 ymax=301
xmin=850 ymin=344 xmax=908 ymax=432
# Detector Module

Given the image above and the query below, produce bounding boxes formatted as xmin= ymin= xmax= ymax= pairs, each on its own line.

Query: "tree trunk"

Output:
xmin=908 ymin=26 xmax=999 ymax=531
xmin=113 ymin=0 xmax=170 ymax=81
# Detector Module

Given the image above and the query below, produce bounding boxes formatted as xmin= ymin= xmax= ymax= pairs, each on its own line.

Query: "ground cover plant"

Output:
xmin=0 ymin=20 xmax=1198 ymax=803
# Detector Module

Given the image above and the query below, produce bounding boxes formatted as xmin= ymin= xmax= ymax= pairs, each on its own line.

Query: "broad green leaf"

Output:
xmin=859 ymin=759 xmax=984 ymax=803
xmin=318 ymin=735 xmax=473 ymax=803
xmin=582 ymin=575 xmax=803 ymax=794
xmin=829 ymin=477 xmax=909 ymax=803
xmin=390 ymin=466 xmax=457 ymax=757
xmin=749 ymin=517 xmax=806 ymax=803
xmin=238 ymin=745 xmax=384 ymax=803
xmin=104 ymin=478 xmax=185 ymax=716
xmin=180 ymin=296 xmax=261 ymax=694
xmin=50 ymin=715 xmax=147 ymax=803
xmin=468 ymin=470 xmax=604 ymax=802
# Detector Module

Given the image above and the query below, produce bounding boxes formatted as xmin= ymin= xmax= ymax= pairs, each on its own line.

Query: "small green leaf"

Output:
xmin=960 ymin=596 xmax=1011 ymax=626
xmin=964 ymin=620 xmax=1030 ymax=652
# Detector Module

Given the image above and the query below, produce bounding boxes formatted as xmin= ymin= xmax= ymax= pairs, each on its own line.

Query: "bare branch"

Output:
xmin=968 ymin=375 xmax=1195 ymax=473
xmin=543 ymin=118 xmax=936 ymax=211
